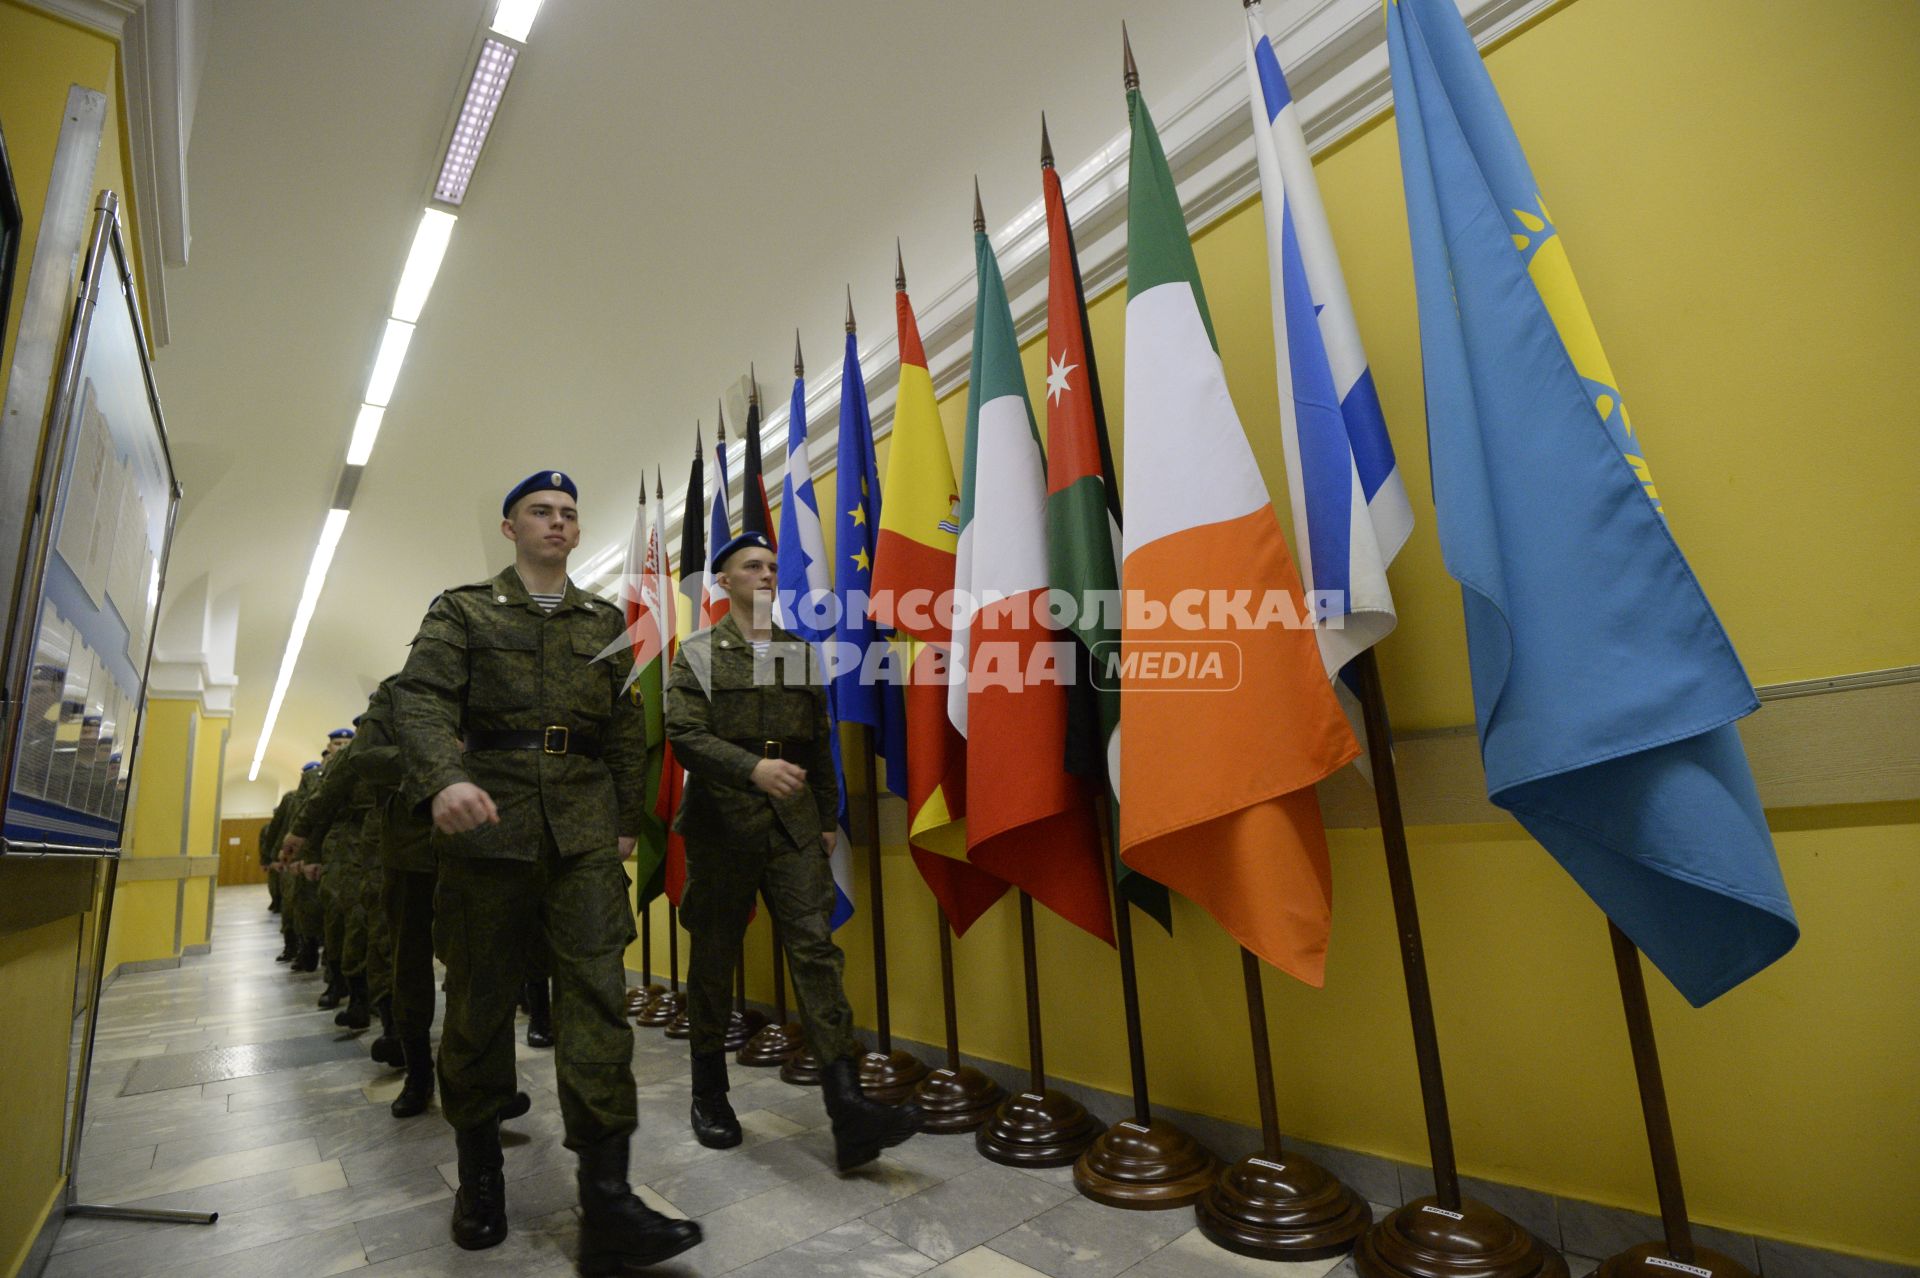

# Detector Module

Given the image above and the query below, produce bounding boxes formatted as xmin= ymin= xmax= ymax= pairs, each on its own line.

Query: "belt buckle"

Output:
xmin=543 ymin=725 xmax=570 ymax=755
xmin=763 ymin=740 xmax=782 ymax=760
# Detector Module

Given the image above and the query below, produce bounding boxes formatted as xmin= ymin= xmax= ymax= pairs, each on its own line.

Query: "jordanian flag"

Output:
xmin=949 ymin=214 xmax=1111 ymax=944
xmin=872 ymin=263 xmax=1010 ymax=935
xmin=1041 ymin=132 xmax=1171 ymax=931
xmin=1119 ymin=70 xmax=1357 ymax=984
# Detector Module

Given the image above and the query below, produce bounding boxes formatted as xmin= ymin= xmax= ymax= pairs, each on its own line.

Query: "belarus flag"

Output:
xmin=948 ymin=214 xmax=1111 ymax=945
xmin=1119 ymin=76 xmax=1357 ymax=985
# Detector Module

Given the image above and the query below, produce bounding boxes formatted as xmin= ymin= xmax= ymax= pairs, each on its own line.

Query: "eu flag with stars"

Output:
xmin=1386 ymin=0 xmax=1795 ymax=1005
xmin=833 ymin=330 xmax=909 ymax=804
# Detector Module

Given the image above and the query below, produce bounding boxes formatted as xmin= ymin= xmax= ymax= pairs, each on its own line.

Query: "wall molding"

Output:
xmin=579 ymin=0 xmax=1561 ymax=586
xmin=114 ymin=853 xmax=217 ymax=882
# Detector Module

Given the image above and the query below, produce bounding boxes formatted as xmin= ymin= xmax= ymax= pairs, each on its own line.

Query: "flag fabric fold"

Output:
xmin=778 ymin=371 xmax=856 ymax=929
xmin=1120 ymin=78 xmax=1358 ymax=985
xmin=742 ymin=384 xmax=776 ymax=545
xmin=951 ymin=222 xmax=1111 ymax=945
xmin=677 ymin=445 xmax=706 ymax=651
xmin=704 ymin=429 xmax=734 ymax=626
xmin=648 ymin=476 xmax=688 ymax=909
xmin=873 ymin=280 xmax=1009 ymax=935
xmin=1385 ymin=0 xmax=1794 ymax=1005
xmin=620 ymin=489 xmax=668 ymax=904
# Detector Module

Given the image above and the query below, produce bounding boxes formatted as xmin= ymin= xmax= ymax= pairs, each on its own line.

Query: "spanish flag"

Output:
xmin=1119 ymin=69 xmax=1357 ymax=985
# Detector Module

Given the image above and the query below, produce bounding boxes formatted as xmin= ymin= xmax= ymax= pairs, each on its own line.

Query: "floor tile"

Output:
xmin=865 ymin=1163 xmax=1078 ymax=1263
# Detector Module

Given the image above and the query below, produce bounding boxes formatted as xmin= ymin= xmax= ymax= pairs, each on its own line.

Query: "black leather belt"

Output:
xmin=464 ymin=726 xmax=603 ymax=758
xmin=731 ymin=738 xmax=800 ymax=759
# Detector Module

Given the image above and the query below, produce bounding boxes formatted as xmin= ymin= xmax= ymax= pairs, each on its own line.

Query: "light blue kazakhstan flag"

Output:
xmin=1385 ymin=0 xmax=1795 ymax=1005
xmin=777 ymin=365 xmax=855 ymax=929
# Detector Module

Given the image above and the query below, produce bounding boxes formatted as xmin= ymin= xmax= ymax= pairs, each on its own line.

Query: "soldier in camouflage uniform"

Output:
xmin=287 ymin=725 xmax=376 ymax=1027
xmin=263 ymin=768 xmax=309 ymax=962
xmin=666 ymin=531 xmax=922 ymax=1172
xmin=394 ymin=471 xmax=700 ymax=1269
xmin=279 ymin=749 xmax=334 ymax=971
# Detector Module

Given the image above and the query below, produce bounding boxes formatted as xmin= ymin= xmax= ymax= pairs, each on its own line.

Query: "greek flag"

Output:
xmin=776 ymin=372 xmax=855 ymax=930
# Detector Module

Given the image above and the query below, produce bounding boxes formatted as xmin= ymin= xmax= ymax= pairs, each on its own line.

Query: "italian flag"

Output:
xmin=872 ymin=281 xmax=1009 ymax=935
xmin=1119 ymin=82 xmax=1358 ymax=984
xmin=949 ymin=221 xmax=1112 ymax=944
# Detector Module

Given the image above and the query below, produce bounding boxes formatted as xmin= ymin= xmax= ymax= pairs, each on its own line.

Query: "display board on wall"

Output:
xmin=2 ymin=195 xmax=179 ymax=853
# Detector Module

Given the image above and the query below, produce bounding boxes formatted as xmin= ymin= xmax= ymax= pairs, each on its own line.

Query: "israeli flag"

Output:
xmin=1246 ymin=2 xmax=1413 ymax=682
xmin=776 ymin=374 xmax=855 ymax=930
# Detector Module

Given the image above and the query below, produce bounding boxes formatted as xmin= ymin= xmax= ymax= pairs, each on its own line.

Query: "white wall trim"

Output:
xmin=578 ymin=0 xmax=1560 ymax=591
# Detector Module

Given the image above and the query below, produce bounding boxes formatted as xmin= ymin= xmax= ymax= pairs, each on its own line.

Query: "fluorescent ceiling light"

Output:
xmin=392 ymin=208 xmax=457 ymax=323
xmin=247 ymin=508 xmax=352 ymax=781
xmin=490 ymin=0 xmax=543 ymax=42
xmin=345 ymin=404 xmax=385 ymax=466
xmin=435 ymin=39 xmax=518 ymax=205
xmin=365 ymin=318 xmax=415 ymax=407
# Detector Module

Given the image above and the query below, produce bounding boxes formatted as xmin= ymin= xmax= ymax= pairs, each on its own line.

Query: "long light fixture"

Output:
xmin=490 ymin=0 xmax=544 ymax=42
xmin=247 ymin=508 xmax=352 ymax=781
xmin=364 ymin=318 xmax=416 ymax=407
xmin=345 ymin=404 xmax=385 ymax=466
xmin=392 ymin=208 xmax=457 ymax=323
xmin=434 ymin=39 xmax=518 ymax=205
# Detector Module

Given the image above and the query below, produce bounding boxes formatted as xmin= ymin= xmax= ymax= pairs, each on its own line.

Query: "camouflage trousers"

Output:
xmin=266 ymin=865 xmax=283 ymax=910
xmin=286 ymin=866 xmax=323 ymax=938
xmin=682 ymin=839 xmax=857 ymax=1063
xmin=382 ymin=867 xmax=437 ymax=1037
xmin=364 ymin=867 xmax=391 ymax=1004
xmin=435 ymin=837 xmax=637 ymax=1143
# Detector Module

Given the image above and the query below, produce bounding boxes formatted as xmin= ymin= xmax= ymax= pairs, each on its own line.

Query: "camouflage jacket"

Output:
xmin=260 ymin=789 xmax=296 ymax=865
xmin=665 ymin=612 xmax=836 ymax=851
xmin=347 ymin=675 xmax=435 ymax=873
xmin=291 ymin=723 xmax=378 ymax=860
xmin=395 ymin=565 xmax=644 ymax=860
xmin=279 ymin=768 xmax=325 ymax=863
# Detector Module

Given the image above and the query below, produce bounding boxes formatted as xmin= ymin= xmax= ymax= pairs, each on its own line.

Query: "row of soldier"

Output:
xmin=252 ymin=470 xmax=917 ymax=1275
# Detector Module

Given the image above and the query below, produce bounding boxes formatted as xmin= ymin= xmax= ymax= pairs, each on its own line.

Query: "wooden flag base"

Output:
xmin=1599 ymin=1242 xmax=1753 ymax=1278
xmin=860 ymin=1049 xmax=930 ymax=1104
xmin=663 ymin=1005 xmax=692 ymax=1040
xmin=977 ymin=1089 xmax=1106 ymax=1168
xmin=723 ymin=1008 xmax=767 ymax=1053
xmin=1075 ymin=1117 xmax=1220 ymax=1209
xmin=1357 ymin=1197 xmax=1567 ymax=1278
xmin=913 ymin=1065 xmax=1006 ymax=1134
xmin=637 ymin=990 xmax=681 ymax=1029
xmin=738 ymin=1021 xmax=805 ymax=1068
xmin=1197 ymin=1150 xmax=1370 ymax=1260
xmin=780 ymin=1045 xmax=823 ymax=1086
xmin=626 ymin=984 xmax=664 ymax=1020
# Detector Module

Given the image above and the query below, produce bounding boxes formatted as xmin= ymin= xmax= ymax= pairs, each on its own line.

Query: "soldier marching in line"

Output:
xmin=263 ymin=758 xmax=318 ymax=964
xmin=394 ymin=471 xmax=702 ymax=1270
xmin=666 ymin=530 xmax=924 ymax=1172
xmin=285 ymin=724 xmax=375 ymax=1028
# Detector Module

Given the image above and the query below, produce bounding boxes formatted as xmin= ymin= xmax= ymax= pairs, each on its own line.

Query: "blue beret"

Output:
xmin=328 ymin=727 xmax=355 ymax=740
xmin=712 ymin=531 xmax=773 ymax=573
xmin=303 ymin=761 xmax=323 ymax=772
xmin=503 ymin=470 xmax=578 ymax=518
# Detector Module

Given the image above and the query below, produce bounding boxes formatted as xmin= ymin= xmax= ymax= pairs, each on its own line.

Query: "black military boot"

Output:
xmin=274 ymin=933 xmax=297 ymax=963
xmin=524 ymin=978 xmax=553 ymax=1048
xmin=369 ymin=997 xmax=403 ymax=1066
xmin=501 ymin=1090 xmax=532 ymax=1121
xmin=291 ymin=936 xmax=319 ymax=972
xmin=820 ymin=1056 xmax=924 ymax=1172
xmin=575 ymin=1132 xmax=702 ymax=1274
xmin=450 ymin=1119 xmax=508 ymax=1250
xmin=689 ymin=1051 xmax=741 ymax=1149
xmin=317 ymin=961 xmax=347 ymax=1009
xmin=391 ymin=1035 xmax=434 ymax=1118
xmin=337 ymin=974 xmax=371 ymax=1029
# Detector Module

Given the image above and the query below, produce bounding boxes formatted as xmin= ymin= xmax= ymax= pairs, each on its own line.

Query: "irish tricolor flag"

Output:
xmin=1119 ymin=76 xmax=1358 ymax=985
xmin=949 ymin=217 xmax=1111 ymax=944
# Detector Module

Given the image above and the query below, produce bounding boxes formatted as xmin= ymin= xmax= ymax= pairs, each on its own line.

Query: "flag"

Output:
xmin=647 ymin=470 xmax=687 ymax=907
xmin=1245 ymin=2 xmax=1412 ymax=688
xmin=1041 ymin=136 xmax=1172 ymax=931
xmin=620 ymin=484 xmax=668 ymax=903
xmin=1120 ymin=70 xmax=1358 ymax=985
xmin=950 ymin=214 xmax=1111 ymax=945
xmin=704 ymin=414 xmax=735 ymax=626
xmin=777 ymin=364 xmax=856 ymax=929
xmin=1385 ymin=0 xmax=1794 ymax=1005
xmin=742 ymin=375 xmax=777 ymax=546
xmin=873 ymin=268 xmax=1010 ymax=935
xmin=677 ymin=437 xmax=705 ymax=649
xmin=832 ymin=326 xmax=909 ymax=811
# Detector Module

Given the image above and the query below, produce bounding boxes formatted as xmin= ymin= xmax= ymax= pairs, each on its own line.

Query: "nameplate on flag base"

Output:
xmin=1074 ymin=1117 xmax=1221 ymax=1210
xmin=625 ymin=985 xmax=664 ymax=1020
xmin=736 ymin=1020 xmax=805 ymax=1069
xmin=636 ymin=989 xmax=681 ymax=1029
xmin=977 ymin=1089 xmax=1106 ymax=1168
xmin=723 ymin=1008 xmax=768 ymax=1053
xmin=1600 ymin=1242 xmax=1754 ymax=1278
xmin=912 ymin=1065 xmax=1007 ymax=1135
xmin=1357 ymin=1196 xmax=1568 ymax=1278
xmin=1196 ymin=1148 xmax=1370 ymax=1260
xmin=859 ymin=1049 xmax=930 ymax=1106
xmin=780 ymin=1045 xmax=822 ymax=1087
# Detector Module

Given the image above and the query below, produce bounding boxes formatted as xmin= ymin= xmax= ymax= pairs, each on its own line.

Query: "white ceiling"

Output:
xmin=151 ymin=0 xmax=1249 ymax=795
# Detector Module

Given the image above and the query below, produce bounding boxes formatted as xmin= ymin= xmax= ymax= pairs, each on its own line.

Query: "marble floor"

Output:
xmin=51 ymin=883 xmax=1465 ymax=1277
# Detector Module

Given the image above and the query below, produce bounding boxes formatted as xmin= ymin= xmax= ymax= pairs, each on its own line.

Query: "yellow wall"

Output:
xmin=1 ymin=8 xmax=153 ymax=1270
xmin=647 ymin=0 xmax=1918 ymax=1263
